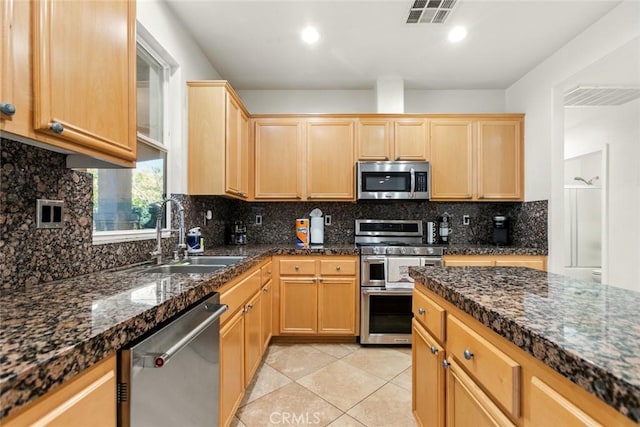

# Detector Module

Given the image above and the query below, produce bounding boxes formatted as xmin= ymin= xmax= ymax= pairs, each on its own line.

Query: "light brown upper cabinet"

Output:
xmin=430 ymin=116 xmax=524 ymax=201
xmin=254 ymin=117 xmax=355 ymax=201
xmin=254 ymin=118 xmax=304 ymax=200
xmin=306 ymin=118 xmax=355 ymax=200
xmin=1 ymin=0 xmax=137 ymax=167
xmin=187 ymin=81 xmax=250 ymax=199
xmin=356 ymin=117 xmax=429 ymax=161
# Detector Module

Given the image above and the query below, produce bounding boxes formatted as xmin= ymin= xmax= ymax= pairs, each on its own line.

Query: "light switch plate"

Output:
xmin=255 ymin=215 xmax=262 ymax=226
xmin=37 ymin=199 xmax=64 ymax=229
xmin=463 ymin=215 xmax=470 ymax=226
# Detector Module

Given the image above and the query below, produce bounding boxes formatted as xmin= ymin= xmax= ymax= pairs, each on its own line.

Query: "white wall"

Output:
xmin=137 ymin=0 xmax=221 ymax=194
xmin=565 ymin=100 xmax=640 ymax=290
xmin=237 ymin=88 xmax=505 ymax=114
xmin=505 ymin=1 xmax=640 ymax=277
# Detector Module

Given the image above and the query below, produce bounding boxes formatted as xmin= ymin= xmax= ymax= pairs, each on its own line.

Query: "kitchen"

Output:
xmin=1 ymin=0 xmax=639 ymax=426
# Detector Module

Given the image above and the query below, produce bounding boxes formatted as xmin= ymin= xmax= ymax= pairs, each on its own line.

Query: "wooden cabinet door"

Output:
xmin=279 ymin=277 xmax=317 ymax=333
xmin=412 ymin=319 xmax=445 ymax=427
xmin=32 ymin=0 xmax=136 ymax=164
xmin=261 ymin=281 xmax=273 ymax=352
xmin=430 ymin=119 xmax=474 ymax=199
xmin=477 ymin=120 xmax=523 ymax=200
xmin=243 ymin=292 xmax=262 ymax=386
xmin=494 ymin=256 xmax=547 ymax=271
xmin=306 ymin=119 xmax=355 ymax=200
xmin=225 ymin=96 xmax=249 ymax=199
xmin=446 ymin=359 xmax=515 ymax=427
xmin=394 ymin=119 xmax=428 ymax=160
xmin=1 ymin=0 xmax=32 ymax=136
xmin=527 ymin=377 xmax=602 ymax=427
xmin=220 ymin=309 xmax=245 ymax=427
xmin=3 ymin=355 xmax=116 ymax=427
xmin=443 ymin=255 xmax=495 ymax=267
xmin=254 ymin=119 xmax=304 ymax=199
xmin=357 ymin=119 xmax=392 ymax=160
xmin=317 ymin=277 xmax=357 ymax=335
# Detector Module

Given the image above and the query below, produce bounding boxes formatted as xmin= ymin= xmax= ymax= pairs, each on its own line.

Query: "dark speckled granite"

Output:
xmin=0 ymin=245 xmax=357 ymax=419
xmin=409 ymin=266 xmax=640 ymax=422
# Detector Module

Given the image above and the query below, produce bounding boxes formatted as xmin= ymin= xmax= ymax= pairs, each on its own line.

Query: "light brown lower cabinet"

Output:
xmin=3 ymin=355 xmax=116 ymax=427
xmin=219 ymin=308 xmax=245 ymax=427
xmin=412 ymin=284 xmax=636 ymax=427
xmin=412 ymin=319 xmax=445 ymax=427
xmin=443 ymin=255 xmax=547 ymax=271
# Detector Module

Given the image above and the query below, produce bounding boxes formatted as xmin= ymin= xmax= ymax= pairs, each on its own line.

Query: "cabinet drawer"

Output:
xmin=412 ymin=288 xmax=446 ymax=343
xmin=261 ymin=260 xmax=273 ymax=285
xmin=279 ymin=259 xmax=316 ymax=275
xmin=319 ymin=259 xmax=356 ymax=276
xmin=447 ymin=315 xmax=521 ymax=419
xmin=220 ymin=268 xmax=261 ymax=324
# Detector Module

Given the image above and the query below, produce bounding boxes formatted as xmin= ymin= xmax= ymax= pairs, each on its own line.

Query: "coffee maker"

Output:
xmin=492 ymin=215 xmax=510 ymax=246
xmin=232 ymin=220 xmax=247 ymax=245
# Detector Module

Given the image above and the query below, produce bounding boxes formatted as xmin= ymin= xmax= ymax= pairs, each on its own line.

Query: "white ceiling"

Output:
xmin=164 ymin=0 xmax=620 ymax=90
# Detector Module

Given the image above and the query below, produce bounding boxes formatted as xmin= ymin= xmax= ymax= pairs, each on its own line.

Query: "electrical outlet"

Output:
xmin=325 ymin=215 xmax=332 ymax=226
xmin=37 ymin=199 xmax=64 ymax=229
xmin=255 ymin=215 xmax=262 ymax=226
xmin=463 ymin=215 xmax=470 ymax=226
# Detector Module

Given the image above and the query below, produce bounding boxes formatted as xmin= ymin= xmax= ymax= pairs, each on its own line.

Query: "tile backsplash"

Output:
xmin=1 ymin=138 xmax=547 ymax=290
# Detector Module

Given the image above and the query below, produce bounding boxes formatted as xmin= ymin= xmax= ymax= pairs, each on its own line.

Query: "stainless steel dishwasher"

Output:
xmin=118 ymin=293 xmax=228 ymax=427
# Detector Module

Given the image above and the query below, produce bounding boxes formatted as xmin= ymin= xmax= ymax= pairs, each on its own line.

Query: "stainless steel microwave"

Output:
xmin=357 ymin=161 xmax=430 ymax=200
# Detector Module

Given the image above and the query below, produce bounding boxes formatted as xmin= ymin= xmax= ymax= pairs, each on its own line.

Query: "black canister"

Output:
xmin=492 ymin=215 xmax=510 ymax=246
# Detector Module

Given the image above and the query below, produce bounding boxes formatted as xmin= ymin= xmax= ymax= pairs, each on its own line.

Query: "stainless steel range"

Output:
xmin=356 ymin=219 xmax=443 ymax=345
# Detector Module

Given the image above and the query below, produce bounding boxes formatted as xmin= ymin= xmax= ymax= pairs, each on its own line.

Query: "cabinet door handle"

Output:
xmin=463 ymin=349 xmax=474 ymax=360
xmin=263 ymin=287 xmax=269 ymax=293
xmin=442 ymin=360 xmax=450 ymax=368
xmin=335 ymin=265 xmax=341 ymax=271
xmin=294 ymin=265 xmax=300 ymax=271
xmin=50 ymin=121 xmax=64 ymax=134
xmin=319 ymin=278 xmax=323 ymax=282
xmin=430 ymin=346 xmax=438 ymax=355
xmin=0 ymin=103 xmax=16 ymax=116
xmin=418 ymin=307 xmax=425 ymax=315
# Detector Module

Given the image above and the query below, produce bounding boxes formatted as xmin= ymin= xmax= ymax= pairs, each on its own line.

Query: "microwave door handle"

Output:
xmin=410 ymin=168 xmax=416 ymax=198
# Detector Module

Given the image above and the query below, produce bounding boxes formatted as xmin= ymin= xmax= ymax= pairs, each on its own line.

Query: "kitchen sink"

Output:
xmin=141 ymin=264 xmax=225 ymax=274
xmin=185 ymin=256 xmax=246 ymax=266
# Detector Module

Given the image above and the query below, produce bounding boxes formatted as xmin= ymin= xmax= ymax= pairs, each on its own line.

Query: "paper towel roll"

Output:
xmin=310 ymin=216 xmax=324 ymax=245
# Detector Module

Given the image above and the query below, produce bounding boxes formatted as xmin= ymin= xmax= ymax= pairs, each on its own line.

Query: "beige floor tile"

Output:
xmin=393 ymin=346 xmax=413 ymax=355
xmin=266 ymin=344 xmax=337 ymax=380
xmin=236 ymin=382 xmax=343 ymax=427
xmin=310 ymin=343 xmax=361 ymax=359
xmin=326 ymin=414 xmax=367 ymax=427
xmin=297 ymin=360 xmax=387 ymax=411
xmin=390 ymin=367 xmax=412 ymax=392
xmin=229 ymin=416 xmax=247 ymax=427
xmin=342 ymin=347 xmax=412 ymax=381
xmin=347 ymin=383 xmax=416 ymax=427
xmin=241 ymin=363 xmax=293 ymax=406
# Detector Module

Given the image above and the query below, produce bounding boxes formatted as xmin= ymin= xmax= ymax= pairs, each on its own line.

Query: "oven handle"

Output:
xmin=361 ymin=288 xmax=413 ymax=296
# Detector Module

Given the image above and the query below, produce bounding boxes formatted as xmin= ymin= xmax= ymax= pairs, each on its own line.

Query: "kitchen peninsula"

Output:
xmin=409 ymin=265 xmax=640 ymax=425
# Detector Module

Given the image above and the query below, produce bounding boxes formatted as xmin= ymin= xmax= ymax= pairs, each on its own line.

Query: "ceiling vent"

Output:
xmin=406 ymin=0 xmax=457 ymax=24
xmin=564 ymin=86 xmax=640 ymax=106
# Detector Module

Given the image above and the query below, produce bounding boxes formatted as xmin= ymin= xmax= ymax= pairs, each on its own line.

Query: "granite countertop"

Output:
xmin=409 ymin=266 xmax=640 ymax=422
xmin=0 ymin=244 xmax=358 ymax=420
xmin=442 ymin=244 xmax=548 ymax=256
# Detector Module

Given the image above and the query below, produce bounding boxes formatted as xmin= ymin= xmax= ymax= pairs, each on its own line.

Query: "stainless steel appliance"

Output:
xmin=357 ymin=161 xmax=430 ymax=200
xmin=118 ymin=294 xmax=228 ymax=427
xmin=492 ymin=214 xmax=510 ymax=246
xmin=356 ymin=219 xmax=443 ymax=345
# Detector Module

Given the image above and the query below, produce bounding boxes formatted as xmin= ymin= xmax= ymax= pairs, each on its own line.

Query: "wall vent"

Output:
xmin=406 ymin=0 xmax=457 ymax=24
xmin=564 ymin=86 xmax=640 ymax=106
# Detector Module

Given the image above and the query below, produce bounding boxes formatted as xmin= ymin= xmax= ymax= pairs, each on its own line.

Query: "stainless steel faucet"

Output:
xmin=150 ymin=197 xmax=187 ymax=264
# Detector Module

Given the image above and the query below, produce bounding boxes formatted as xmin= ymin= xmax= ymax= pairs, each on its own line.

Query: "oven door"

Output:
xmin=360 ymin=288 xmax=413 ymax=345
xmin=361 ymin=255 xmax=386 ymax=287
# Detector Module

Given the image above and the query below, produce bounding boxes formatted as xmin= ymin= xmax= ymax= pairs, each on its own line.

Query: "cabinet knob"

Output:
xmin=418 ymin=307 xmax=425 ymax=315
xmin=442 ymin=360 xmax=450 ymax=368
xmin=263 ymin=287 xmax=268 ymax=293
xmin=267 ymin=270 xmax=272 ymax=275
xmin=430 ymin=346 xmax=438 ymax=355
xmin=294 ymin=265 xmax=300 ymax=271
xmin=319 ymin=278 xmax=323 ymax=282
xmin=0 ymin=103 xmax=16 ymax=116
xmin=463 ymin=349 xmax=474 ymax=360
xmin=50 ymin=122 xmax=64 ymax=134
xmin=336 ymin=265 xmax=341 ymax=271
xmin=248 ymin=303 xmax=254 ymax=309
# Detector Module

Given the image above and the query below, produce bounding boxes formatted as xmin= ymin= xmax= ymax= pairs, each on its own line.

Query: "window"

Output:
xmin=90 ymin=40 xmax=169 ymax=240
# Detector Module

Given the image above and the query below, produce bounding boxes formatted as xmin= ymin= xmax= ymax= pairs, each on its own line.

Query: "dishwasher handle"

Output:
xmin=145 ymin=303 xmax=228 ymax=369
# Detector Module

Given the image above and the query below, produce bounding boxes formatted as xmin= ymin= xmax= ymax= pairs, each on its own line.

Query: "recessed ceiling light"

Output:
xmin=301 ymin=26 xmax=319 ymax=44
xmin=448 ymin=26 xmax=467 ymax=43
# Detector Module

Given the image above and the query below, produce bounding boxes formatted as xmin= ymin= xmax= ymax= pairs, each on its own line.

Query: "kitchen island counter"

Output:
xmin=409 ymin=265 xmax=640 ymax=422
xmin=0 ymin=244 xmax=357 ymax=419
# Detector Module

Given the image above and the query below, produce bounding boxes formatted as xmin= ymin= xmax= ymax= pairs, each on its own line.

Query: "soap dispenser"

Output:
xmin=186 ymin=227 xmax=204 ymax=254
